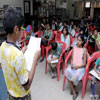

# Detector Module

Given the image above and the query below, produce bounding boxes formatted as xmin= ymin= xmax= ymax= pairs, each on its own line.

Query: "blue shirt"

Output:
xmin=95 ymin=58 xmax=100 ymax=72
xmin=52 ymin=43 xmax=62 ymax=57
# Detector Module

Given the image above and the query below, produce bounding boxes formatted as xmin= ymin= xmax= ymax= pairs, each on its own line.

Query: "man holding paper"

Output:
xmin=0 ymin=7 xmax=40 ymax=100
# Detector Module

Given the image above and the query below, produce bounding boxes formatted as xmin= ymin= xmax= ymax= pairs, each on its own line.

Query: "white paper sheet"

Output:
xmin=51 ymin=59 xmax=59 ymax=64
xmin=24 ymin=36 xmax=41 ymax=71
xmin=89 ymin=70 xmax=100 ymax=80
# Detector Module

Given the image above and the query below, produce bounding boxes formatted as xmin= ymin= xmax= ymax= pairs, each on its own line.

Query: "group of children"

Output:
xmin=0 ymin=7 xmax=100 ymax=100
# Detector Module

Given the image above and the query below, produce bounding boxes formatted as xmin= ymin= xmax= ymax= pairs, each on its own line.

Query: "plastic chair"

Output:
xmin=54 ymin=30 xmax=62 ymax=41
xmin=45 ymin=41 xmax=67 ymax=81
xmin=83 ymin=52 xmax=100 ymax=99
xmin=62 ymin=50 xmax=89 ymax=100
xmin=34 ymin=30 xmax=43 ymax=38
xmin=64 ymin=36 xmax=74 ymax=58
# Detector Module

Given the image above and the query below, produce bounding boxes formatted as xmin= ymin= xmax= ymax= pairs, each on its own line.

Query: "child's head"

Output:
xmin=64 ymin=21 xmax=68 ymax=26
xmin=72 ymin=25 xmax=76 ymax=30
xmin=3 ymin=7 xmax=24 ymax=41
xmin=70 ymin=20 xmax=74 ymax=25
xmin=51 ymin=42 xmax=57 ymax=51
xmin=77 ymin=34 xmax=84 ymax=47
xmin=93 ymin=28 xmax=98 ymax=37
xmin=80 ymin=29 xmax=84 ymax=34
xmin=46 ymin=23 xmax=51 ymax=30
xmin=52 ymin=19 xmax=55 ymax=24
xmin=26 ymin=25 xmax=33 ymax=34
xmin=76 ymin=25 xmax=80 ymax=32
xmin=62 ymin=26 xmax=69 ymax=36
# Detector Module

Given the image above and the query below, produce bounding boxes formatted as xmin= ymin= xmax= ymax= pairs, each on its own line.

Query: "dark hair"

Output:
xmin=77 ymin=34 xmax=84 ymax=46
xmin=93 ymin=28 xmax=98 ymax=33
xmin=46 ymin=22 xmax=51 ymax=28
xmin=51 ymin=42 xmax=57 ymax=50
xmin=3 ymin=7 xmax=24 ymax=34
xmin=62 ymin=26 xmax=69 ymax=35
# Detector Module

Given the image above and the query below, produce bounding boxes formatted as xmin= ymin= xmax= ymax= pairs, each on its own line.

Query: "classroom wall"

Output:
xmin=0 ymin=0 xmax=24 ymax=15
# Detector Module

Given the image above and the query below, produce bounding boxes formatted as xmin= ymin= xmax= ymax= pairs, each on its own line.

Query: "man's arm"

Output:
xmin=0 ymin=63 xmax=1 ymax=68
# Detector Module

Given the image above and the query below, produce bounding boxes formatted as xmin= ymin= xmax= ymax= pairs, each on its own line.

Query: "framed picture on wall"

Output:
xmin=25 ymin=1 xmax=30 ymax=13
xmin=0 ymin=8 xmax=4 ymax=18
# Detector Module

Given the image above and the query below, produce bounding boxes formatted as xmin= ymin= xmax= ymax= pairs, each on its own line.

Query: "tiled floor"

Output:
xmin=31 ymin=60 xmax=100 ymax=100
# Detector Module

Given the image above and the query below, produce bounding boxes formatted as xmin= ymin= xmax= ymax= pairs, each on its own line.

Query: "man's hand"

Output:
xmin=98 ymin=73 xmax=100 ymax=77
xmin=21 ymin=46 xmax=27 ymax=54
xmin=33 ymin=49 xmax=41 ymax=64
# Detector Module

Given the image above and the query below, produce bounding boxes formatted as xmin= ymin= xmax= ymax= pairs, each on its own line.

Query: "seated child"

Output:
xmin=91 ymin=58 xmax=100 ymax=99
xmin=21 ymin=25 xmax=34 ymax=48
xmin=61 ymin=26 xmax=70 ymax=50
xmin=86 ymin=28 xmax=100 ymax=55
xmin=64 ymin=34 xmax=87 ymax=100
xmin=47 ymin=42 xmax=62 ymax=79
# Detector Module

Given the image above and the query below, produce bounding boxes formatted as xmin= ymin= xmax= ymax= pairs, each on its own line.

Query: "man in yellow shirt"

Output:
xmin=0 ymin=7 xmax=40 ymax=100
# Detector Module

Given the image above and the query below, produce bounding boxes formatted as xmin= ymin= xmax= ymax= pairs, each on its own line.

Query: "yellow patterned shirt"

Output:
xmin=0 ymin=41 xmax=30 ymax=97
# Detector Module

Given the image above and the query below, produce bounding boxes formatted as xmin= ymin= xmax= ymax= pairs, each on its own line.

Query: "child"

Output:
xmin=26 ymin=25 xmax=34 ymax=38
xmin=47 ymin=42 xmax=62 ymax=79
xmin=40 ymin=23 xmax=53 ymax=62
xmin=21 ymin=25 xmax=34 ymax=48
xmin=91 ymin=58 xmax=100 ymax=99
xmin=61 ymin=26 xmax=70 ymax=50
xmin=43 ymin=23 xmax=53 ymax=41
xmin=86 ymin=28 xmax=100 ymax=55
xmin=64 ymin=34 xmax=87 ymax=100
xmin=0 ymin=7 xmax=40 ymax=100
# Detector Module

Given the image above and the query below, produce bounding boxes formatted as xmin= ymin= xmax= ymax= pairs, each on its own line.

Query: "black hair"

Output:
xmin=77 ymin=34 xmax=84 ymax=46
xmin=51 ymin=42 xmax=57 ymax=50
xmin=93 ymin=28 xmax=98 ymax=33
xmin=3 ymin=7 xmax=24 ymax=34
xmin=62 ymin=26 xmax=69 ymax=35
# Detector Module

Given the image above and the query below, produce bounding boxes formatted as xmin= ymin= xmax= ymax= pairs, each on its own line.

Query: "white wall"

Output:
xmin=0 ymin=0 xmax=24 ymax=15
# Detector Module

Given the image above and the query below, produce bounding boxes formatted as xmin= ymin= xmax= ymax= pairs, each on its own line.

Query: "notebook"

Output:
xmin=51 ymin=59 xmax=59 ymax=64
xmin=73 ymin=47 xmax=83 ymax=66
xmin=89 ymin=69 xmax=100 ymax=80
xmin=24 ymin=36 xmax=41 ymax=71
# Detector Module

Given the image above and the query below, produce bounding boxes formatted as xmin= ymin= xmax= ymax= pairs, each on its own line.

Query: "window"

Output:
xmin=85 ymin=2 xmax=91 ymax=8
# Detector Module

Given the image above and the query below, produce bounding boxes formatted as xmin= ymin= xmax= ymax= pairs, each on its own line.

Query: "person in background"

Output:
xmin=70 ymin=25 xmax=76 ymax=38
xmin=47 ymin=42 xmax=62 ymax=79
xmin=21 ymin=25 xmax=34 ymax=48
xmin=61 ymin=26 xmax=70 ymax=50
xmin=57 ymin=18 xmax=63 ymax=30
xmin=40 ymin=23 xmax=53 ymax=62
xmin=89 ymin=21 xmax=96 ymax=34
xmin=64 ymin=34 xmax=87 ymax=100
xmin=92 ymin=28 xmax=100 ymax=51
xmin=51 ymin=19 xmax=57 ymax=30
xmin=86 ymin=28 xmax=100 ymax=55
xmin=59 ymin=21 xmax=69 ymax=32
xmin=91 ymin=58 xmax=100 ymax=99
xmin=68 ymin=20 xmax=74 ymax=33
